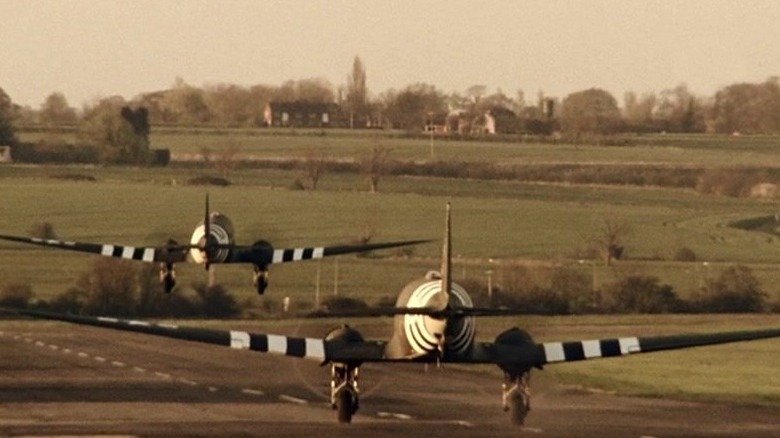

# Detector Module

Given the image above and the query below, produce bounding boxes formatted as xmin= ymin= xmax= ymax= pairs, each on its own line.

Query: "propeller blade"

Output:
xmin=203 ymin=193 xmax=211 ymax=270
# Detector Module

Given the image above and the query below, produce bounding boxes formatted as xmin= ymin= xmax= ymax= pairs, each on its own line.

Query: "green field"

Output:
xmin=2 ymin=130 xmax=780 ymax=405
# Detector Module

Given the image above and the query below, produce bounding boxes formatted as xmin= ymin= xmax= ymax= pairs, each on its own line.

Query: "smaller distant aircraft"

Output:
xmin=0 ymin=195 xmax=428 ymax=294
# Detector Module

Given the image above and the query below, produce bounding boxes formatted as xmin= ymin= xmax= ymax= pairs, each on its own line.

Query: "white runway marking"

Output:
xmin=48 ymin=344 xmax=59 ymax=350
xmin=377 ymin=411 xmax=413 ymax=420
xmin=279 ymin=394 xmax=308 ymax=405
xmin=154 ymin=372 xmax=171 ymax=379
xmin=241 ymin=388 xmax=265 ymax=396
xmin=77 ymin=352 xmax=89 ymax=358
xmin=208 ymin=386 xmax=219 ymax=392
xmin=94 ymin=356 xmax=107 ymax=363
xmin=178 ymin=378 xmax=198 ymax=386
xmin=35 ymin=341 xmax=44 ymax=347
xmin=522 ymin=427 xmax=544 ymax=434
xmin=63 ymin=348 xmax=72 ymax=354
xmin=111 ymin=361 xmax=126 ymax=367
xmin=133 ymin=366 xmax=147 ymax=373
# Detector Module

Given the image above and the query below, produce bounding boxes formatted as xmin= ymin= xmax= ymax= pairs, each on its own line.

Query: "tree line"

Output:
xmin=3 ymin=56 xmax=780 ymax=142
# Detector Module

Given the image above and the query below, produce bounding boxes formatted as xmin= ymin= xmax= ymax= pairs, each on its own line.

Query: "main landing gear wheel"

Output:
xmin=337 ymin=390 xmax=355 ymax=423
xmin=331 ymin=363 xmax=359 ymax=424
xmin=503 ymin=371 xmax=531 ymax=426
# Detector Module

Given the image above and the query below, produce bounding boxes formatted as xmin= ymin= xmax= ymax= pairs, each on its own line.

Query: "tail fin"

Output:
xmin=430 ymin=202 xmax=451 ymax=312
xmin=441 ymin=202 xmax=452 ymax=297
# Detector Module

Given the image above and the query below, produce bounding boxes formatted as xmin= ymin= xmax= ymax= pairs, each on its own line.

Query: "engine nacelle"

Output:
xmin=326 ymin=325 xmax=365 ymax=366
xmin=189 ymin=213 xmax=235 ymax=264
xmin=494 ymin=327 xmax=536 ymax=374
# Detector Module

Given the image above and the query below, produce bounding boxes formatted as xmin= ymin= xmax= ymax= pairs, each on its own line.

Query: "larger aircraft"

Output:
xmin=6 ymin=203 xmax=780 ymax=425
xmin=0 ymin=195 xmax=428 ymax=294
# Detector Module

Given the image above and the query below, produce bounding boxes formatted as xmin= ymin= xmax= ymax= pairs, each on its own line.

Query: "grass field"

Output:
xmin=19 ymin=129 xmax=780 ymax=167
xmin=3 ymin=130 xmax=780 ymax=405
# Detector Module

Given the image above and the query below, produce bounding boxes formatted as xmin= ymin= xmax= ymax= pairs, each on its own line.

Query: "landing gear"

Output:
xmin=331 ymin=363 xmax=359 ymax=424
xmin=159 ymin=262 xmax=176 ymax=293
xmin=502 ymin=371 xmax=531 ymax=426
xmin=253 ymin=265 xmax=268 ymax=295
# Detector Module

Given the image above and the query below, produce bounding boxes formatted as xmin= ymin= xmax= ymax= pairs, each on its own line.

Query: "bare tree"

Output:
xmin=302 ymin=149 xmax=328 ymax=190
xmin=212 ymin=142 xmax=241 ymax=178
xmin=360 ymin=146 xmax=391 ymax=193
xmin=589 ymin=219 xmax=630 ymax=266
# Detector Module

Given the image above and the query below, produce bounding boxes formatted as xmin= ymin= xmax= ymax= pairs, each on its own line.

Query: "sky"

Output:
xmin=2 ymin=0 xmax=780 ymax=108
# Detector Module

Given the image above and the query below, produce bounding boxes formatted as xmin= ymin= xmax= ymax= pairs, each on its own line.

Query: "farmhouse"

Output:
xmin=0 ymin=145 xmax=11 ymax=163
xmin=264 ymin=101 xmax=337 ymax=127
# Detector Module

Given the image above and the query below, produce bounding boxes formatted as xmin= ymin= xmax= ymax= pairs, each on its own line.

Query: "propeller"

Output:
xmin=203 ymin=193 xmax=212 ymax=270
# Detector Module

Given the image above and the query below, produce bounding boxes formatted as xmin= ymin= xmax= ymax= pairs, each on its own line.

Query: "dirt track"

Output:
xmin=1 ymin=321 xmax=778 ymax=438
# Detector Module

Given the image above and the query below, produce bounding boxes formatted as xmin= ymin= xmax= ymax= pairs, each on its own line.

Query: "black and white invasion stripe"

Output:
xmin=271 ymin=247 xmax=325 ymax=264
xmin=541 ymin=337 xmax=640 ymax=363
xmin=21 ymin=310 xmax=327 ymax=362
xmin=0 ymin=235 xmax=159 ymax=262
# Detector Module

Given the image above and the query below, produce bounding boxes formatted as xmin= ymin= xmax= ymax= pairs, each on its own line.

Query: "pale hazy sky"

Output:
xmin=2 ymin=0 xmax=779 ymax=108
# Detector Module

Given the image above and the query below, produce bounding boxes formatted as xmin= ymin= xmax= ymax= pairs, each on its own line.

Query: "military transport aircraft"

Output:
xmin=0 ymin=195 xmax=427 ymax=295
xmin=5 ymin=203 xmax=780 ymax=425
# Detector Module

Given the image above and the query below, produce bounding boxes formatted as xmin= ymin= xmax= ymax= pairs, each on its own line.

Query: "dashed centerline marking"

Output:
xmin=241 ymin=388 xmax=265 ymax=396
xmin=111 ymin=361 xmax=126 ymax=367
xmin=78 ymin=352 xmax=89 ymax=358
xmin=94 ymin=356 xmax=107 ymax=363
xmin=133 ymin=366 xmax=147 ymax=373
xmin=377 ymin=411 xmax=413 ymax=420
xmin=279 ymin=394 xmax=308 ymax=405
xmin=154 ymin=372 xmax=171 ymax=379
xmin=178 ymin=378 xmax=198 ymax=386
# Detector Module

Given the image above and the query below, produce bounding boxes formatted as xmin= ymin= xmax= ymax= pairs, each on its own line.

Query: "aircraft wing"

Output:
xmin=0 ymin=234 xmax=188 ymax=263
xmin=4 ymin=308 xmax=388 ymax=362
xmin=226 ymin=239 xmax=431 ymax=266
xmin=472 ymin=328 xmax=780 ymax=368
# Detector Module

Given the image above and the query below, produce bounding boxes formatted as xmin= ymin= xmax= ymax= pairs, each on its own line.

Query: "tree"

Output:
xmin=78 ymin=97 xmax=149 ymax=164
xmin=76 ymin=258 xmax=138 ymax=316
xmin=301 ymin=149 xmax=328 ymax=190
xmin=39 ymin=92 xmax=77 ymax=126
xmin=275 ymin=78 xmax=335 ymax=103
xmin=161 ymin=77 xmax=211 ymax=125
xmin=605 ymin=276 xmax=683 ymax=313
xmin=345 ymin=56 xmax=368 ymax=128
xmin=204 ymin=83 xmax=255 ymax=126
xmin=559 ymin=88 xmax=622 ymax=135
xmin=710 ymin=78 xmax=780 ymax=134
xmin=382 ymin=83 xmax=446 ymax=131
xmin=653 ymin=84 xmax=703 ymax=133
xmin=694 ymin=265 xmax=767 ymax=313
xmin=623 ymin=91 xmax=656 ymax=132
xmin=0 ymin=87 xmax=17 ymax=144
xmin=589 ymin=219 xmax=629 ymax=266
xmin=360 ymin=146 xmax=391 ymax=193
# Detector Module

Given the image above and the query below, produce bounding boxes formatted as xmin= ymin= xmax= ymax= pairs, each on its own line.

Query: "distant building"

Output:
xmin=264 ymin=101 xmax=336 ymax=127
xmin=0 ymin=145 xmax=11 ymax=163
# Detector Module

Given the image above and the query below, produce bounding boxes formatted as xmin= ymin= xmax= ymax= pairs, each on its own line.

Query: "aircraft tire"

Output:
xmin=337 ymin=390 xmax=354 ymax=424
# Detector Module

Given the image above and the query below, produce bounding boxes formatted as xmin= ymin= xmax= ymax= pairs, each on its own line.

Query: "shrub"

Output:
xmin=186 ymin=175 xmax=230 ymax=186
xmin=604 ymin=275 xmax=684 ymax=313
xmin=28 ymin=222 xmax=57 ymax=240
xmin=672 ymin=246 xmax=697 ymax=262
xmin=192 ymin=282 xmax=240 ymax=318
xmin=0 ymin=283 xmax=34 ymax=307
xmin=692 ymin=265 xmax=767 ymax=313
xmin=320 ymin=296 xmax=370 ymax=314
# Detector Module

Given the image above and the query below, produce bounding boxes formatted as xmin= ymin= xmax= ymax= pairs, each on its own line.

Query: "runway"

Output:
xmin=1 ymin=321 xmax=777 ymax=437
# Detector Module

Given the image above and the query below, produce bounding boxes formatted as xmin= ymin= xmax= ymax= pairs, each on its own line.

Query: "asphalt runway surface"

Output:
xmin=1 ymin=321 xmax=778 ymax=438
